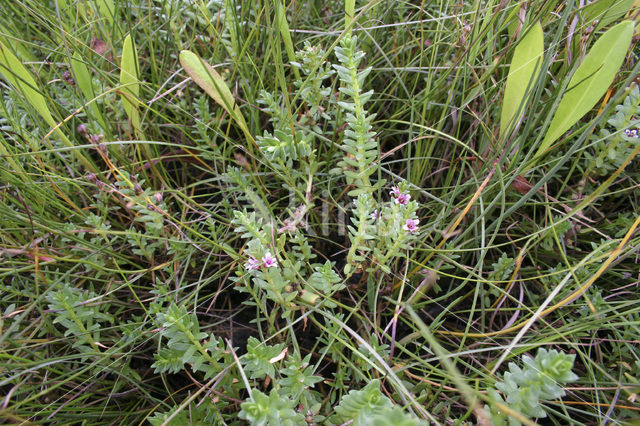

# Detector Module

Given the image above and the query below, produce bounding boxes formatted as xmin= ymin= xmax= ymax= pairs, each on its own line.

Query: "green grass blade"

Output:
xmin=499 ymin=22 xmax=543 ymax=140
xmin=535 ymin=20 xmax=634 ymax=159
xmin=179 ymin=49 xmax=252 ymax=142
xmin=119 ymin=33 xmax=144 ymax=139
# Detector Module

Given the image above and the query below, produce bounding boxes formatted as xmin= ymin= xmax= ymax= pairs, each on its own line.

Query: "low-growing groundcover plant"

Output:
xmin=1 ymin=0 xmax=640 ymax=424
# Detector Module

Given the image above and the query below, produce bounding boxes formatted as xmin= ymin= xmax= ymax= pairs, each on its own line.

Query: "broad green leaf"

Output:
xmin=95 ymin=0 xmax=121 ymax=36
xmin=96 ymin=0 xmax=115 ymax=22
xmin=345 ymin=0 xmax=355 ymax=32
xmin=535 ymin=20 xmax=634 ymax=158
xmin=119 ymin=34 xmax=144 ymax=138
xmin=223 ymin=0 xmax=239 ymax=54
xmin=0 ymin=25 xmax=35 ymax=62
xmin=275 ymin=0 xmax=300 ymax=80
xmin=0 ymin=40 xmax=96 ymax=171
xmin=0 ymin=39 xmax=56 ymax=129
xmin=71 ymin=52 xmax=107 ymax=131
xmin=500 ymin=22 xmax=544 ymax=139
xmin=504 ymin=7 xmax=523 ymax=38
xmin=580 ymin=0 xmax=636 ymax=31
xmin=179 ymin=50 xmax=251 ymax=141
xmin=504 ymin=4 xmax=553 ymax=37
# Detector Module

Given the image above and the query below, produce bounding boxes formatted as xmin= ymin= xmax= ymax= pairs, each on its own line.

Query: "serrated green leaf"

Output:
xmin=535 ymin=21 xmax=634 ymax=159
xmin=179 ymin=50 xmax=251 ymax=142
xmin=500 ymin=22 xmax=544 ymax=139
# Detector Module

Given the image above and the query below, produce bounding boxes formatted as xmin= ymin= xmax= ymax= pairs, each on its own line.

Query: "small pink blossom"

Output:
xmin=246 ymin=257 xmax=261 ymax=271
xmin=262 ymin=252 xmax=278 ymax=268
xmin=371 ymin=209 xmax=379 ymax=220
xmin=403 ymin=218 xmax=419 ymax=233
xmin=390 ymin=186 xmax=410 ymax=205
xmin=394 ymin=193 xmax=411 ymax=205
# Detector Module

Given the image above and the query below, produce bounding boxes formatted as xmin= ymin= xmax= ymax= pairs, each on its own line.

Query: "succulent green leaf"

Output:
xmin=242 ymin=336 xmax=286 ymax=379
xmin=487 ymin=348 xmax=578 ymax=424
xmin=332 ymin=379 xmax=394 ymax=424
xmin=345 ymin=0 xmax=355 ymax=32
xmin=238 ymin=389 xmax=304 ymax=426
xmin=369 ymin=406 xmax=427 ymax=426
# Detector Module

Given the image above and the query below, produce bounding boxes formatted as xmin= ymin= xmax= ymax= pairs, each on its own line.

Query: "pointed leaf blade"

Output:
xmin=179 ymin=50 xmax=251 ymax=140
xmin=0 ymin=39 xmax=56 ymax=128
xmin=72 ymin=52 xmax=107 ymax=131
xmin=536 ymin=21 xmax=634 ymax=158
xmin=119 ymin=34 xmax=143 ymax=138
xmin=580 ymin=0 xmax=636 ymax=31
xmin=500 ymin=22 xmax=544 ymax=139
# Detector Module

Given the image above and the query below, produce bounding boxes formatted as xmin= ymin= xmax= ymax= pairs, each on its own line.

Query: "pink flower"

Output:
xmin=403 ymin=218 xmax=419 ymax=233
xmin=371 ymin=209 xmax=379 ymax=220
xmin=394 ymin=193 xmax=411 ymax=205
xmin=262 ymin=252 xmax=278 ymax=268
xmin=390 ymin=186 xmax=410 ymax=205
xmin=246 ymin=257 xmax=261 ymax=270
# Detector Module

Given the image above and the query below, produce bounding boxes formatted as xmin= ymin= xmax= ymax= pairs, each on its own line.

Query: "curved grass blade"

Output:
xmin=179 ymin=50 xmax=252 ymax=142
xmin=499 ymin=21 xmax=544 ymax=140
xmin=535 ymin=20 xmax=634 ymax=159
